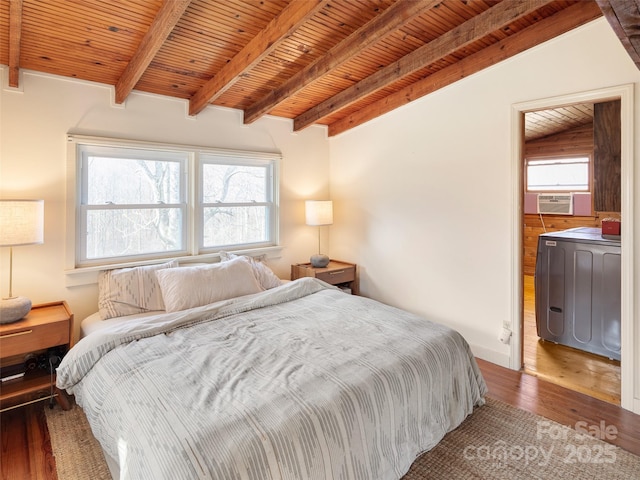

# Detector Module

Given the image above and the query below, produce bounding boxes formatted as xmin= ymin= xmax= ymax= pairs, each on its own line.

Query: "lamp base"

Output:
xmin=0 ymin=296 xmax=32 ymax=324
xmin=310 ymin=254 xmax=330 ymax=268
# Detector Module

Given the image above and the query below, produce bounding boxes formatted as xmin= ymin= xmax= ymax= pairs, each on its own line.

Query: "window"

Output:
xmin=72 ymin=137 xmax=279 ymax=267
xmin=525 ymin=156 xmax=590 ymax=192
xmin=200 ymin=155 xmax=275 ymax=250
xmin=78 ymin=145 xmax=188 ymax=264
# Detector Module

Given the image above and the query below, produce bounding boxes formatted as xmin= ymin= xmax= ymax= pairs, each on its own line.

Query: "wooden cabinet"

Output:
xmin=0 ymin=301 xmax=74 ymax=411
xmin=291 ymin=260 xmax=358 ymax=295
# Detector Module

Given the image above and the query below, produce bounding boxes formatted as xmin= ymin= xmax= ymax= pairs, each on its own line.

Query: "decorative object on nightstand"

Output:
xmin=291 ymin=260 xmax=358 ymax=295
xmin=0 ymin=199 xmax=44 ymax=324
xmin=305 ymin=200 xmax=332 ymax=268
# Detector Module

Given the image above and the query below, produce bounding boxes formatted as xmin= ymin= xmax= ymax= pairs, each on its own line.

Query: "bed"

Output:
xmin=57 ymin=255 xmax=487 ymax=480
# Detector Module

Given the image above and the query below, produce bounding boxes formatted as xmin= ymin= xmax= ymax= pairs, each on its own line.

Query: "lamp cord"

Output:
xmin=49 ymin=354 xmax=62 ymax=409
xmin=49 ymin=356 xmax=55 ymax=408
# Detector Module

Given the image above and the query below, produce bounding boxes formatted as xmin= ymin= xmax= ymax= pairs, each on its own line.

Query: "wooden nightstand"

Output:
xmin=0 ymin=301 xmax=74 ymax=412
xmin=291 ymin=260 xmax=358 ymax=295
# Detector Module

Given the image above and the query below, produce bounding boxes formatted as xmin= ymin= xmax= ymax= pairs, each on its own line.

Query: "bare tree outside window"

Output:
xmin=84 ymin=155 xmax=184 ymax=259
xmin=201 ymin=162 xmax=271 ymax=248
xmin=75 ymin=139 xmax=278 ymax=267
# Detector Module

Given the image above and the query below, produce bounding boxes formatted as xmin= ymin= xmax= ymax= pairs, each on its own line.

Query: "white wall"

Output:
xmin=0 ymin=69 xmax=330 ymax=336
xmin=329 ymin=18 xmax=640 ymax=409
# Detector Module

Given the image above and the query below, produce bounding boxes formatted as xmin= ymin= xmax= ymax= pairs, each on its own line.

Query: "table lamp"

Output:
xmin=0 ymin=200 xmax=44 ymax=324
xmin=305 ymin=200 xmax=332 ymax=268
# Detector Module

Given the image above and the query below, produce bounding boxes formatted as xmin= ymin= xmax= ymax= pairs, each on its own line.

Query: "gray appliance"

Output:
xmin=535 ymin=227 xmax=621 ymax=360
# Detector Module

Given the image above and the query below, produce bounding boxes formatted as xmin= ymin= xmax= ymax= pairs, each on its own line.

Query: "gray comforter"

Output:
xmin=57 ymin=278 xmax=487 ymax=480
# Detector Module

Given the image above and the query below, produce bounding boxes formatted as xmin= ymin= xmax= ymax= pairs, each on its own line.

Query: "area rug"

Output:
xmin=46 ymin=397 xmax=639 ymax=480
xmin=45 ymin=404 xmax=111 ymax=480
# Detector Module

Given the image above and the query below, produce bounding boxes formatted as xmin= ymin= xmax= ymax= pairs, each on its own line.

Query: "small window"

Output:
xmin=526 ymin=156 xmax=590 ymax=192
xmin=78 ymin=145 xmax=189 ymax=265
xmin=199 ymin=156 xmax=275 ymax=251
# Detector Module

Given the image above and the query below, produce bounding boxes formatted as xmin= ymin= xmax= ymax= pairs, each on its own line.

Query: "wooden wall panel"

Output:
xmin=593 ymin=100 xmax=621 ymax=212
xmin=522 ymin=115 xmax=621 ymax=276
xmin=524 ymin=123 xmax=593 ymax=157
xmin=522 ymin=213 xmax=619 ymax=276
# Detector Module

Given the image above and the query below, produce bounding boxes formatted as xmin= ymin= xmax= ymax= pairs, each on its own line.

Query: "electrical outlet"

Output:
xmin=499 ymin=326 xmax=512 ymax=344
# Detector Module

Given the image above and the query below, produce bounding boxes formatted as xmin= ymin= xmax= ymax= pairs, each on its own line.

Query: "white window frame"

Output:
xmin=66 ymin=135 xmax=280 ymax=276
xmin=525 ymin=154 xmax=592 ymax=193
xmin=77 ymin=144 xmax=190 ymax=266
xmin=198 ymin=154 xmax=276 ymax=254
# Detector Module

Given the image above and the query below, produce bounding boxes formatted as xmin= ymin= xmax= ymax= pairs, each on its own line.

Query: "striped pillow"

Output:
xmin=98 ymin=260 xmax=178 ymax=320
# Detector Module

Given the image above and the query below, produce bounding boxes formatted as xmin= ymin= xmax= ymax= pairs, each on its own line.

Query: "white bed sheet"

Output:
xmin=80 ymin=311 xmax=162 ymax=338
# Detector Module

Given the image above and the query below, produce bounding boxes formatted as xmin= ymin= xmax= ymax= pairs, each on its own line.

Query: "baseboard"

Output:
xmin=469 ymin=344 xmax=510 ymax=369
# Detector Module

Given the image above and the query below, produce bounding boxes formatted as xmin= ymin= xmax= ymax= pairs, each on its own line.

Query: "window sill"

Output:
xmin=64 ymin=246 xmax=283 ymax=287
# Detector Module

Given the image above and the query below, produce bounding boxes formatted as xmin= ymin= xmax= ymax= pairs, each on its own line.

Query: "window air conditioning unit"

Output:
xmin=537 ymin=193 xmax=573 ymax=215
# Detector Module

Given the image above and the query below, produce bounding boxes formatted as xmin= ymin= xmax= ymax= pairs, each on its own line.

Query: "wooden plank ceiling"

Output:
xmin=1 ymin=0 xmax=623 ymax=137
xmin=525 ymin=104 xmax=594 ymax=141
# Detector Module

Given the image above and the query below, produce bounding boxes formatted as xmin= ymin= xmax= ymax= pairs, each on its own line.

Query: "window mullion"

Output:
xmin=188 ymin=151 xmax=198 ymax=256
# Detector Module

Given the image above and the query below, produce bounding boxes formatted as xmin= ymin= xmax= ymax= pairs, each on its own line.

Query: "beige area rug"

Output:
xmin=45 ymin=404 xmax=112 ymax=480
xmin=46 ymin=397 xmax=639 ymax=480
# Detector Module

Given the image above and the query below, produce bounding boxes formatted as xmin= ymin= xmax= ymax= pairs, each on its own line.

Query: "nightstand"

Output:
xmin=0 ymin=301 xmax=74 ymax=412
xmin=291 ymin=260 xmax=359 ymax=295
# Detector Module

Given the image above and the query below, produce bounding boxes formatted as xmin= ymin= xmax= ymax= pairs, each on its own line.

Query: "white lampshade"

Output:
xmin=305 ymin=200 xmax=333 ymax=226
xmin=305 ymin=200 xmax=332 ymax=268
xmin=0 ymin=199 xmax=44 ymax=323
xmin=0 ymin=200 xmax=44 ymax=246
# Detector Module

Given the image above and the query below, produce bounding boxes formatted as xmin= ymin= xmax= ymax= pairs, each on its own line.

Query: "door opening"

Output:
xmin=521 ymin=103 xmax=621 ymax=405
xmin=510 ymin=85 xmax=635 ymax=413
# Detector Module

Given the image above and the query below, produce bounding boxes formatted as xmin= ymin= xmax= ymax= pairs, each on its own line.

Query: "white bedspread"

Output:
xmin=57 ymin=278 xmax=486 ymax=480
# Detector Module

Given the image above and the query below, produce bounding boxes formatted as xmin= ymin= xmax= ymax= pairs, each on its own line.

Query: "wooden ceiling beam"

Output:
xmin=596 ymin=0 xmax=640 ymax=70
xmin=8 ymin=0 xmax=23 ymax=87
xmin=189 ymin=0 xmax=328 ymax=117
xmin=328 ymin=1 xmax=603 ymax=137
xmin=115 ymin=0 xmax=192 ymax=104
xmin=294 ymin=0 xmax=549 ymax=132
xmin=242 ymin=0 xmax=440 ymax=125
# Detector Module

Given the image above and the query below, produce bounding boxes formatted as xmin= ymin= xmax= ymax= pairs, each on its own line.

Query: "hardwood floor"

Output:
xmin=478 ymin=359 xmax=640 ymax=457
xmin=1 ymin=403 xmax=57 ymax=480
xmin=522 ymin=274 xmax=621 ymax=404
xmin=2 ymin=360 xmax=638 ymax=480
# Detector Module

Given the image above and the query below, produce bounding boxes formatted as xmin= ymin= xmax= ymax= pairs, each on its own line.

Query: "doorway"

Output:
xmin=510 ymin=85 xmax=635 ymax=412
xmin=521 ymin=103 xmax=621 ymax=404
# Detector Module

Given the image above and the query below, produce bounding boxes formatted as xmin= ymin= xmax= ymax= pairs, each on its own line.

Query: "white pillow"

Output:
xmin=155 ymin=257 xmax=264 ymax=312
xmin=98 ymin=260 xmax=178 ymax=320
xmin=218 ymin=251 xmax=282 ymax=290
